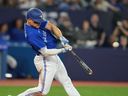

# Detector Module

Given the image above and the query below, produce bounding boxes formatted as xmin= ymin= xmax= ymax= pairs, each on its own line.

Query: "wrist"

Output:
xmin=59 ymin=36 xmax=69 ymax=46
xmin=61 ymin=48 xmax=66 ymax=53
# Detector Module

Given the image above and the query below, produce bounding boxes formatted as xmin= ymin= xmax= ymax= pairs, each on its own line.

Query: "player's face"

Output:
xmin=27 ymin=19 xmax=40 ymax=28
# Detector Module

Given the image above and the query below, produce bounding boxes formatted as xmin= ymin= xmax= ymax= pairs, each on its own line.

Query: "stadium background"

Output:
xmin=0 ymin=0 xmax=128 ymax=96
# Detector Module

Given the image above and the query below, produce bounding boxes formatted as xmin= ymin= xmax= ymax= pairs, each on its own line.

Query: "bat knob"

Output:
xmin=88 ymin=69 xmax=93 ymax=75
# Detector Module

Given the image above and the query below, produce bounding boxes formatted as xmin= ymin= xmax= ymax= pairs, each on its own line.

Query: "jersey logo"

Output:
xmin=43 ymin=30 xmax=47 ymax=43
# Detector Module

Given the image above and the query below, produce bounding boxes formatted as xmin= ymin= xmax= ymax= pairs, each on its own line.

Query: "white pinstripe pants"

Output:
xmin=18 ymin=55 xmax=80 ymax=96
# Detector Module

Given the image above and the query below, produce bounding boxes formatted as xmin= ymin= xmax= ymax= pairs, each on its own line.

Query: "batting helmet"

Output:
xmin=26 ymin=8 xmax=44 ymax=23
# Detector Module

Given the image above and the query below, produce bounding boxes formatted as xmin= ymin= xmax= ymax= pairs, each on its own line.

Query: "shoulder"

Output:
xmin=24 ymin=24 xmax=32 ymax=32
xmin=40 ymin=20 xmax=49 ymax=29
xmin=40 ymin=20 xmax=56 ymax=31
xmin=24 ymin=24 xmax=38 ymax=33
xmin=24 ymin=24 xmax=39 ymax=38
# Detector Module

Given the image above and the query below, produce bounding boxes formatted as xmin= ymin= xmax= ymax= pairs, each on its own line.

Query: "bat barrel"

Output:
xmin=71 ymin=50 xmax=93 ymax=75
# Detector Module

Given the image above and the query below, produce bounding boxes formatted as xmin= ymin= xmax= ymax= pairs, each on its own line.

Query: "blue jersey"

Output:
xmin=24 ymin=21 xmax=57 ymax=54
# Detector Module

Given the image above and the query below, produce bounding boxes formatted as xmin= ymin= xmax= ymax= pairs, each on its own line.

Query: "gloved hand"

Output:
xmin=59 ymin=36 xmax=69 ymax=46
xmin=61 ymin=44 xmax=72 ymax=53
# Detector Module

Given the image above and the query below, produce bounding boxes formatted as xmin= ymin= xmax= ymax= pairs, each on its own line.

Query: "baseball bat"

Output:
xmin=70 ymin=50 xmax=93 ymax=75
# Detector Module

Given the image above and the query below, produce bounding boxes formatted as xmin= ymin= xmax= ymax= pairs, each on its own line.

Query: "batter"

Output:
xmin=18 ymin=8 xmax=80 ymax=96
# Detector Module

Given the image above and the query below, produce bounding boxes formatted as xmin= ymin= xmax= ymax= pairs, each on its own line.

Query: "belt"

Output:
xmin=37 ymin=53 xmax=41 ymax=56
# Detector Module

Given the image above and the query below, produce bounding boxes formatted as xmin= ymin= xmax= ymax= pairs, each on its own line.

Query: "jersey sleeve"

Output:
xmin=39 ymin=20 xmax=48 ymax=29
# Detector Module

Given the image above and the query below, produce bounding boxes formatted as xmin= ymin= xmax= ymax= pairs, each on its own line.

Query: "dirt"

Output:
xmin=0 ymin=79 xmax=128 ymax=87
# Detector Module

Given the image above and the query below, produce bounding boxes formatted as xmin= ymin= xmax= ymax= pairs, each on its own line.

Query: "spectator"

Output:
xmin=58 ymin=0 xmax=70 ymax=11
xmin=0 ymin=23 xmax=17 ymax=78
xmin=59 ymin=0 xmax=86 ymax=11
xmin=0 ymin=0 xmax=4 ymax=6
xmin=76 ymin=20 xmax=97 ymax=48
xmin=1 ymin=0 xmax=18 ymax=7
xmin=0 ymin=23 xmax=10 ymax=41
xmin=109 ymin=0 xmax=123 ymax=23
xmin=70 ymin=0 xmax=81 ymax=10
xmin=91 ymin=0 xmax=120 ymax=12
xmin=18 ymin=0 xmax=38 ymax=9
xmin=41 ymin=0 xmax=57 ymax=11
xmin=47 ymin=11 xmax=58 ymax=23
xmin=10 ymin=18 xmax=26 ymax=42
xmin=111 ymin=19 xmax=128 ymax=49
xmin=35 ymin=0 xmax=42 ymax=7
xmin=118 ymin=0 xmax=128 ymax=12
xmin=80 ymin=0 xmax=90 ymax=8
xmin=7 ymin=0 xmax=18 ymax=7
xmin=58 ymin=12 xmax=76 ymax=45
xmin=109 ymin=0 xmax=120 ymax=6
xmin=90 ymin=14 xmax=106 ymax=47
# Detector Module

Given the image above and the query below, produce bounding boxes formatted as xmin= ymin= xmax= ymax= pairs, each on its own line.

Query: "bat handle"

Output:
xmin=88 ymin=68 xmax=93 ymax=75
xmin=71 ymin=50 xmax=77 ymax=56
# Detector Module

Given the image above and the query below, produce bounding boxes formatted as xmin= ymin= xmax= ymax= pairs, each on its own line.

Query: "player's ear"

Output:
xmin=27 ymin=19 xmax=32 ymax=23
xmin=27 ymin=19 xmax=36 ymax=26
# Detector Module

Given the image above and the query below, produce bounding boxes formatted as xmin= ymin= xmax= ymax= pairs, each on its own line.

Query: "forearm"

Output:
xmin=98 ymin=33 xmax=105 ymax=46
xmin=46 ymin=22 xmax=63 ymax=38
xmin=39 ymin=47 xmax=65 ymax=57
xmin=45 ymin=22 xmax=69 ymax=45
xmin=51 ymin=24 xmax=63 ymax=38
xmin=119 ymin=27 xmax=128 ymax=36
xmin=112 ymin=27 xmax=119 ymax=38
xmin=51 ymin=25 xmax=69 ymax=45
xmin=109 ymin=4 xmax=120 ymax=12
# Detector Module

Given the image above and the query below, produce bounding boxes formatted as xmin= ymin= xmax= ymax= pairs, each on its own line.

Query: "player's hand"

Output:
xmin=61 ymin=44 xmax=72 ymax=53
xmin=117 ymin=21 xmax=122 ymax=26
xmin=64 ymin=44 xmax=72 ymax=51
xmin=60 ymin=36 xmax=69 ymax=46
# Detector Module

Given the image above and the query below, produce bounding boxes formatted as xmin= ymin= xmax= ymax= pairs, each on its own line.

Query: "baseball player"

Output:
xmin=18 ymin=8 xmax=80 ymax=96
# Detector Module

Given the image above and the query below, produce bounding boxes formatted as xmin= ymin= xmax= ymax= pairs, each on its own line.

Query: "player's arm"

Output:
xmin=30 ymin=38 xmax=72 ymax=57
xmin=39 ymin=46 xmax=72 ymax=57
xmin=46 ymin=22 xmax=62 ymax=38
xmin=105 ymin=1 xmax=120 ymax=12
xmin=98 ymin=32 xmax=106 ymax=46
xmin=45 ymin=21 xmax=69 ymax=45
xmin=118 ymin=26 xmax=128 ymax=36
xmin=108 ymin=4 xmax=120 ymax=12
xmin=39 ymin=21 xmax=71 ymax=56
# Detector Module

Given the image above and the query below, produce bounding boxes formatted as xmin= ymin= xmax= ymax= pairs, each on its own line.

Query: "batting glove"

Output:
xmin=61 ymin=44 xmax=72 ymax=53
xmin=59 ymin=36 xmax=69 ymax=46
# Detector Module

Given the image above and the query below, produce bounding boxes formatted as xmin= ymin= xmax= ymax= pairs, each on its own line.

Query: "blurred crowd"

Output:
xmin=0 ymin=0 xmax=128 ymax=49
xmin=0 ymin=0 xmax=128 ymax=79
xmin=0 ymin=0 xmax=127 ymax=11
xmin=0 ymin=0 xmax=128 ymax=11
